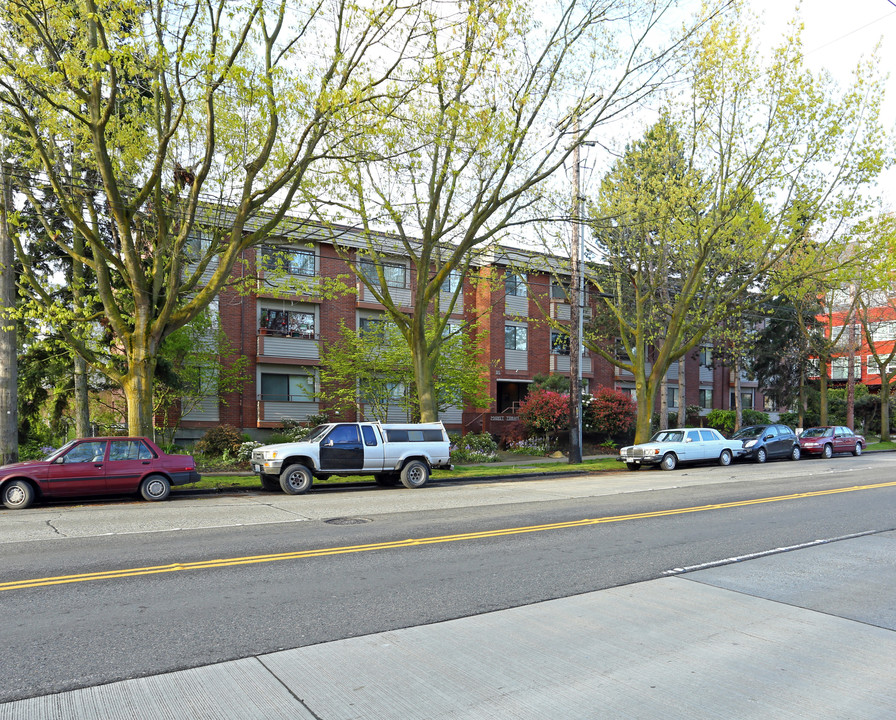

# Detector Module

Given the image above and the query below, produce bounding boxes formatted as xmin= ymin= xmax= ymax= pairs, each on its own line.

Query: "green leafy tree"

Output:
xmin=318 ymin=317 xmax=490 ymax=422
xmin=585 ymin=7 xmax=888 ymax=443
xmin=324 ymin=0 xmax=727 ymax=423
xmin=0 ymin=0 xmax=423 ymax=435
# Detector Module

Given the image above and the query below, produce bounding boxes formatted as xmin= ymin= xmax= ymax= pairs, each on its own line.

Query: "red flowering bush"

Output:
xmin=518 ymin=389 xmax=570 ymax=438
xmin=583 ymin=387 xmax=635 ymax=438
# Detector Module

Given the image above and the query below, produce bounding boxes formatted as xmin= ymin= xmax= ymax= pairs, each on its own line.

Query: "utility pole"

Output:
xmin=569 ymin=122 xmax=583 ymax=465
xmin=0 ymin=158 xmax=18 ymax=464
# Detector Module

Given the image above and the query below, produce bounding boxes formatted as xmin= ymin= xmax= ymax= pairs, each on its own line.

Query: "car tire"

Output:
xmin=822 ymin=443 xmax=833 ymax=459
xmin=853 ymin=442 xmax=863 ymax=457
xmin=718 ymin=449 xmax=732 ymax=467
xmin=625 ymin=462 xmax=641 ymax=471
xmin=400 ymin=460 xmax=430 ymax=488
xmin=660 ymin=453 xmax=677 ymax=471
xmin=790 ymin=445 xmax=801 ymax=461
xmin=280 ymin=464 xmax=313 ymax=494
xmin=260 ymin=473 xmax=280 ymax=491
xmin=374 ymin=473 xmax=399 ymax=486
xmin=756 ymin=447 xmax=767 ymax=464
xmin=2 ymin=480 xmax=35 ymax=510
xmin=140 ymin=474 xmax=171 ymax=502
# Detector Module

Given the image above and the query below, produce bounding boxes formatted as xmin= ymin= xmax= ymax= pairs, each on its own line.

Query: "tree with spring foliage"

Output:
xmin=0 ymin=0 xmax=424 ymax=435
xmin=321 ymin=0 xmax=730 ymax=423
xmin=585 ymin=5 xmax=888 ymax=443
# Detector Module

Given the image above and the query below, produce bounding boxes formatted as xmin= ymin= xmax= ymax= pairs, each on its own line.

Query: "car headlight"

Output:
xmin=744 ymin=440 xmax=756 ymax=448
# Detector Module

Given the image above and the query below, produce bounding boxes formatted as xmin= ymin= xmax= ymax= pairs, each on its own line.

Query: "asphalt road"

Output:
xmin=2 ymin=453 xmax=895 ymax=703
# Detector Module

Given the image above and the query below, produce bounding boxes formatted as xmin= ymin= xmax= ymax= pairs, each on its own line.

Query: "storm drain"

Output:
xmin=324 ymin=517 xmax=372 ymax=525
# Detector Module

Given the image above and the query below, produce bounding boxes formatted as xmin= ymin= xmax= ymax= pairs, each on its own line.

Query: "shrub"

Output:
xmin=237 ymin=441 xmax=263 ymax=462
xmin=194 ymin=424 xmax=244 ymax=456
xmin=584 ymin=387 xmax=635 ymax=438
xmin=705 ymin=410 xmax=736 ymax=435
xmin=518 ymin=389 xmax=569 ymax=438
xmin=505 ymin=436 xmax=551 ymax=455
xmin=742 ymin=409 xmax=770 ymax=426
xmin=451 ymin=432 xmax=499 ymax=463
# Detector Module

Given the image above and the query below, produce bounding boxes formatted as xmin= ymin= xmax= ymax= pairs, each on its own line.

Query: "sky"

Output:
xmin=752 ymin=0 xmax=896 ymax=208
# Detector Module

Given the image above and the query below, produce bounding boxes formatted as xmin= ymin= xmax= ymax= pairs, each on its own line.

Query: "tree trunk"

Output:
xmin=0 ymin=161 xmax=17 ymax=464
xmin=123 ymin=354 xmax=158 ymax=438
xmin=798 ymin=365 xmax=806 ymax=429
xmin=677 ymin=358 xmax=687 ymax=427
xmin=733 ymin=360 xmax=742 ymax=432
xmin=846 ymin=321 xmax=856 ymax=430
xmin=881 ymin=375 xmax=892 ymax=443
xmin=818 ymin=357 xmax=829 ymax=426
xmin=659 ymin=374 xmax=668 ymax=430
xmin=411 ymin=338 xmax=438 ymax=423
xmin=73 ymin=354 xmax=91 ymax=437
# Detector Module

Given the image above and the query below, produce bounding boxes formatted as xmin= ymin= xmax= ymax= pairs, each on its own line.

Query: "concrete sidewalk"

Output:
xmin=4 ymin=531 xmax=894 ymax=719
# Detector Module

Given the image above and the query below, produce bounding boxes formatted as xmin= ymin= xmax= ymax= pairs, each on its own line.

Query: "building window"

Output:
xmin=259 ymin=309 xmax=315 ymax=338
xmin=730 ymin=391 xmax=754 ymax=410
xmin=699 ymin=387 xmax=713 ymax=409
xmin=359 ymin=260 xmax=407 ymax=289
xmin=506 ymin=272 xmax=527 ymax=297
xmin=699 ymin=346 xmax=713 ymax=367
xmin=505 ymin=325 xmax=528 ymax=351
xmin=440 ymin=269 xmax=462 ymax=294
xmin=667 ymin=387 xmax=679 ymax=409
xmin=550 ymin=331 xmax=570 ymax=355
xmin=260 ymin=373 xmax=315 ymax=402
xmin=359 ymin=316 xmax=388 ymax=337
xmin=261 ymin=246 xmax=315 ymax=276
xmin=551 ymin=280 xmax=569 ymax=300
xmin=830 ymin=356 xmax=862 ymax=380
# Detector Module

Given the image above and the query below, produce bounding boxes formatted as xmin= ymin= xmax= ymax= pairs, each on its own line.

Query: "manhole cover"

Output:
xmin=324 ymin=517 xmax=372 ymax=525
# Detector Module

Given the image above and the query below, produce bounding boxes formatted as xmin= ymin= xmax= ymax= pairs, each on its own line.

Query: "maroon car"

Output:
xmin=0 ymin=437 xmax=200 ymax=510
xmin=798 ymin=426 xmax=865 ymax=459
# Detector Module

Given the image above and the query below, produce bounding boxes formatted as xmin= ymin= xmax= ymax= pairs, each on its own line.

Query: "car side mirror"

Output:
xmin=764 ymin=434 xmax=773 ymax=440
xmin=54 ymin=456 xmax=65 ymax=464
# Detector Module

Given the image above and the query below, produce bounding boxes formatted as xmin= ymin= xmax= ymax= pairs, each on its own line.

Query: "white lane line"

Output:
xmin=663 ymin=530 xmax=880 ymax=575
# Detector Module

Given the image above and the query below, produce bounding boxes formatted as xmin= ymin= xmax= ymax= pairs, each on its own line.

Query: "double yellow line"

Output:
xmin=3 ymin=480 xmax=894 ymax=593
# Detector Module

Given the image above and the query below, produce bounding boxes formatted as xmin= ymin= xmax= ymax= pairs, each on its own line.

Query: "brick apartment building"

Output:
xmin=177 ymin=222 xmax=766 ymax=441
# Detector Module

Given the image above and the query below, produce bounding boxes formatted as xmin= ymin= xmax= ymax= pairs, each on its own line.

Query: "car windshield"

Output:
xmin=732 ymin=426 xmax=764 ymax=440
xmin=303 ymin=425 xmax=330 ymax=443
xmin=801 ymin=427 xmax=831 ymax=438
xmin=650 ymin=431 xmax=683 ymax=443
xmin=46 ymin=439 xmax=78 ymax=460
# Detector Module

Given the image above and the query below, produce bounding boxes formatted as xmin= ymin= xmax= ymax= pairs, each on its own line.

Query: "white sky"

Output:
xmin=576 ymin=1 xmax=896 ymax=214
xmin=751 ymin=0 xmax=896 ymax=208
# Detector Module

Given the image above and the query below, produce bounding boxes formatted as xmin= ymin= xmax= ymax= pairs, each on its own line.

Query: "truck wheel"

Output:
xmin=3 ymin=480 xmax=35 ymax=510
xmin=260 ymin=473 xmax=280 ymax=491
xmin=400 ymin=460 xmax=429 ymax=489
xmin=374 ymin=473 xmax=398 ymax=486
xmin=280 ymin=464 xmax=313 ymax=495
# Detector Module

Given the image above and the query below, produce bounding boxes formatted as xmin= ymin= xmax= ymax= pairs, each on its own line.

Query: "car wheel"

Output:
xmin=140 ymin=474 xmax=171 ymax=502
xmin=853 ymin=442 xmax=863 ymax=457
xmin=660 ymin=453 xmax=677 ymax=471
xmin=822 ymin=443 xmax=833 ymax=459
xmin=790 ymin=445 xmax=801 ymax=461
xmin=625 ymin=462 xmax=641 ymax=471
xmin=2 ymin=480 xmax=35 ymax=510
xmin=756 ymin=447 xmax=767 ymax=464
xmin=400 ymin=460 xmax=430 ymax=488
xmin=260 ymin=473 xmax=281 ymax=491
xmin=280 ymin=464 xmax=313 ymax=495
xmin=718 ymin=449 xmax=732 ymax=467
xmin=374 ymin=473 xmax=399 ymax=486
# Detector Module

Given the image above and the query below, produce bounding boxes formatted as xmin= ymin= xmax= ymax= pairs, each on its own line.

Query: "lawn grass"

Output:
xmin=181 ymin=457 xmax=623 ymax=492
xmin=865 ymin=440 xmax=896 ymax=452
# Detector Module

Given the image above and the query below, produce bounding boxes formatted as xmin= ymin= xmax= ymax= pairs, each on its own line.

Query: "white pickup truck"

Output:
xmin=250 ymin=421 xmax=453 ymax=494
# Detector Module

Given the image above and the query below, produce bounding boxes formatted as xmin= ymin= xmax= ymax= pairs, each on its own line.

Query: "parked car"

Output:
xmin=619 ymin=428 xmax=743 ymax=471
xmin=251 ymin=421 xmax=452 ymax=493
xmin=0 ymin=437 xmax=200 ymax=510
xmin=798 ymin=426 xmax=865 ymax=458
xmin=731 ymin=424 xmax=801 ymax=463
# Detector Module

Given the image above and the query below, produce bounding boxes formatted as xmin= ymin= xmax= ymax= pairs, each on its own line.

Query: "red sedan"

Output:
xmin=0 ymin=437 xmax=200 ymax=510
xmin=798 ymin=426 xmax=865 ymax=459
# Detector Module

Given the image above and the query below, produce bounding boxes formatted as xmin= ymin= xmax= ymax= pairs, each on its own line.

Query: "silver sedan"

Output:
xmin=619 ymin=428 xmax=743 ymax=471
